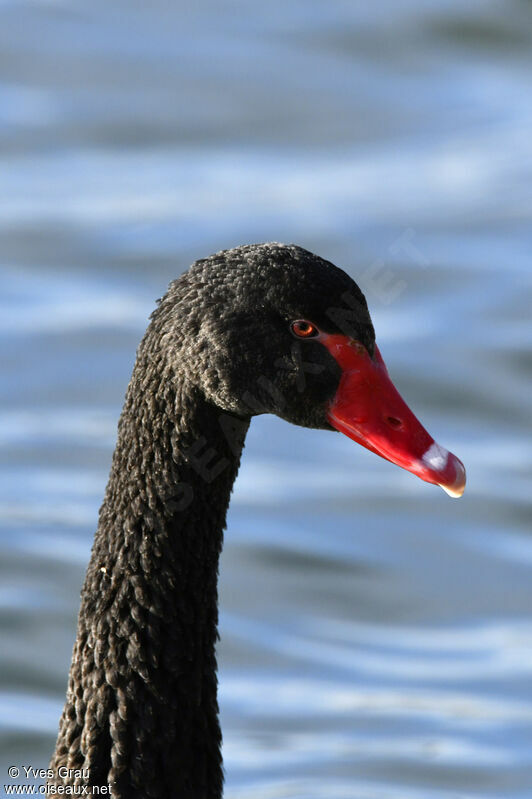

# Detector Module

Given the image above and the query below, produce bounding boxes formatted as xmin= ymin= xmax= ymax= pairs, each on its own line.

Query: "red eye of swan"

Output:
xmin=290 ymin=320 xmax=319 ymax=339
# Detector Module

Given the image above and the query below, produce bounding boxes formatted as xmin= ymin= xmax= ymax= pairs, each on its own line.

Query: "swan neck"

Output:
xmin=51 ymin=348 xmax=249 ymax=798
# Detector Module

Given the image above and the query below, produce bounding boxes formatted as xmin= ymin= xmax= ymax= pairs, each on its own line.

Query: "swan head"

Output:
xmin=154 ymin=242 xmax=465 ymax=498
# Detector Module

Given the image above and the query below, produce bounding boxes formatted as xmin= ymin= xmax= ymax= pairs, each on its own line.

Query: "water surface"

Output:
xmin=1 ymin=1 xmax=532 ymax=797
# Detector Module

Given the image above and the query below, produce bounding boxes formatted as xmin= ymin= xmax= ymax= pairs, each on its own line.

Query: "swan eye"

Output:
xmin=290 ymin=320 xmax=319 ymax=339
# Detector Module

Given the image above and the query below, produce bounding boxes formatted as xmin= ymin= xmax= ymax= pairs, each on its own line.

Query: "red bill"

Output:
xmin=322 ymin=335 xmax=466 ymax=498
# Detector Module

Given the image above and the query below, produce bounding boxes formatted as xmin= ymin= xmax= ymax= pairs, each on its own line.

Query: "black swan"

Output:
xmin=50 ymin=243 xmax=465 ymax=797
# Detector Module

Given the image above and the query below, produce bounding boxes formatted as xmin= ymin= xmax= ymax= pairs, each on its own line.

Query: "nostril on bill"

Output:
xmin=385 ymin=416 xmax=403 ymax=429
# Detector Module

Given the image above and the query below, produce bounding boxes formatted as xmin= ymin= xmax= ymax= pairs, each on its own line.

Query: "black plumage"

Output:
xmin=50 ymin=243 xmax=375 ymax=798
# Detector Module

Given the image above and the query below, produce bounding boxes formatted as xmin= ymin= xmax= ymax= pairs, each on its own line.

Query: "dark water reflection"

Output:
xmin=1 ymin=1 xmax=532 ymax=797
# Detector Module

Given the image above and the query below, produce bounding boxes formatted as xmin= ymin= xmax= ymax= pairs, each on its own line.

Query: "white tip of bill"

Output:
xmin=439 ymin=482 xmax=465 ymax=499
xmin=422 ymin=442 xmax=449 ymax=471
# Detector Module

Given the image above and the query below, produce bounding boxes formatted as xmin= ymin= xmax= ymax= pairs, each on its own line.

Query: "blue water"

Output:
xmin=1 ymin=1 xmax=532 ymax=797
